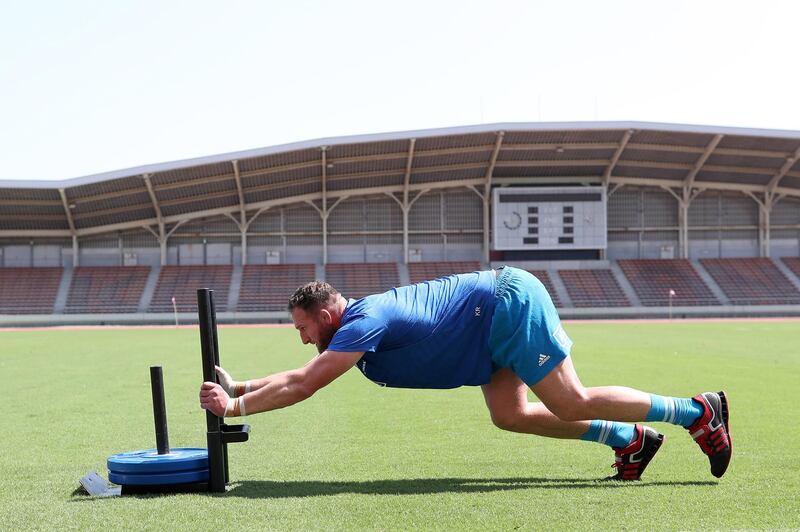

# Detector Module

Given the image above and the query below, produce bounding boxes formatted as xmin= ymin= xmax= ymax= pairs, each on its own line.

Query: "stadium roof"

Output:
xmin=2 ymin=121 xmax=800 ymax=238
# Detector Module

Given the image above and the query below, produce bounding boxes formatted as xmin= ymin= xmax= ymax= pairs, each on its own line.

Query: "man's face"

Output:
xmin=291 ymin=306 xmax=336 ymax=354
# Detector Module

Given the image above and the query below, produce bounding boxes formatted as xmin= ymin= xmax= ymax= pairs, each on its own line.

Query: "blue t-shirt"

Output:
xmin=327 ymin=270 xmax=497 ymax=389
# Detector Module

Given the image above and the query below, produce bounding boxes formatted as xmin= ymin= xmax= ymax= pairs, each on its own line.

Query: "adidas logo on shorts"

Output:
xmin=538 ymin=354 xmax=550 ymax=367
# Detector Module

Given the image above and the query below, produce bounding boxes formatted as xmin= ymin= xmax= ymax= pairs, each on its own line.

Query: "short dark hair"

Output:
xmin=287 ymin=281 xmax=339 ymax=312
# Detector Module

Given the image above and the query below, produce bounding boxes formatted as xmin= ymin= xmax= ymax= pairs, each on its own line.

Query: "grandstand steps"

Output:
xmin=315 ymin=264 xmax=325 ymax=282
xmin=138 ymin=264 xmax=161 ymax=313
xmin=774 ymin=258 xmax=800 ymax=292
xmin=691 ymin=261 xmax=731 ymax=305
xmin=609 ymin=262 xmax=642 ymax=307
xmin=782 ymin=257 xmax=800 ymax=280
xmin=558 ymin=269 xmax=631 ymax=308
xmin=227 ymin=265 xmax=243 ymax=311
xmin=618 ymin=259 xmax=720 ymax=306
xmin=544 ymin=269 xmax=572 ymax=308
xmin=53 ymin=268 xmax=73 ymax=314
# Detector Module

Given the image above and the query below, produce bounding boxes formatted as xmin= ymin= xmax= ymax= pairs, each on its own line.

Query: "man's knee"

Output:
xmin=489 ymin=409 xmax=524 ymax=432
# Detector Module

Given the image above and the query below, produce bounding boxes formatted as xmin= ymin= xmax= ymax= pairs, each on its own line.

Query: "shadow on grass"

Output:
xmin=69 ymin=477 xmax=716 ymax=500
xmin=226 ymin=477 xmax=717 ymax=499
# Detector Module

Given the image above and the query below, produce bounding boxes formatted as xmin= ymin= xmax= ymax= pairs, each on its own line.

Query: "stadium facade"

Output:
xmin=1 ymin=122 xmax=799 ymax=324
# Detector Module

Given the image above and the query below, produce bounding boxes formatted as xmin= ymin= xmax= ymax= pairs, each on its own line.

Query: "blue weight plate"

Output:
xmin=109 ymin=467 xmax=209 ymax=486
xmin=107 ymin=447 xmax=208 ymax=474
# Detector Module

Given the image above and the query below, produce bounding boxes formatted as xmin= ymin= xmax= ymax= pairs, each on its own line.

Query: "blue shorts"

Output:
xmin=488 ymin=267 xmax=573 ymax=386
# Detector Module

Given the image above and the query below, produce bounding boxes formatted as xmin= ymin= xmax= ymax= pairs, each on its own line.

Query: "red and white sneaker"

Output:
xmin=608 ymin=424 xmax=665 ymax=481
xmin=687 ymin=391 xmax=732 ymax=478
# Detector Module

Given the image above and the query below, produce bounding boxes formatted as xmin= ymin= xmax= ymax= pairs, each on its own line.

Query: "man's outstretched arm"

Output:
xmin=199 ymin=350 xmax=363 ymax=417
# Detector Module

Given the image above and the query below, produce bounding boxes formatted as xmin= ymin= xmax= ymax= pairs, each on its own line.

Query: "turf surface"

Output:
xmin=2 ymin=321 xmax=798 ymax=530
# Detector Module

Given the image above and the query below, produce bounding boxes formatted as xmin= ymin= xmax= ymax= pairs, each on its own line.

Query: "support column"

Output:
xmin=72 ymin=235 xmax=79 ymax=267
xmin=761 ymin=201 xmax=771 ymax=257
xmin=679 ymin=199 xmax=689 ymax=259
xmin=231 ymin=160 xmax=248 ymax=266
xmin=58 ymin=188 xmax=78 ymax=267
xmin=402 ymin=204 xmax=410 ymax=264
xmin=144 ymin=220 xmax=186 ymax=266
xmin=159 ymin=223 xmax=167 ymax=265
xmin=226 ymin=207 xmax=270 ymax=268
xmin=482 ymin=194 xmax=491 ymax=263
xmin=321 ymin=147 xmax=328 ymax=265
xmin=482 ymin=132 xmax=504 ymax=264
xmin=402 ymin=139 xmax=416 ymax=264
xmin=748 ymin=191 xmax=776 ymax=258
xmin=143 ymin=174 xmax=168 ymax=265
xmin=663 ymin=185 xmax=701 ymax=259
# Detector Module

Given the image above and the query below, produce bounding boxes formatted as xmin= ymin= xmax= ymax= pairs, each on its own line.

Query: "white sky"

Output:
xmin=2 ymin=0 xmax=799 ymax=181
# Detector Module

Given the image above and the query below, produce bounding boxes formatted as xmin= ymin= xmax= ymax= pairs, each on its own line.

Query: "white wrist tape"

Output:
xmin=224 ymin=396 xmax=247 ymax=417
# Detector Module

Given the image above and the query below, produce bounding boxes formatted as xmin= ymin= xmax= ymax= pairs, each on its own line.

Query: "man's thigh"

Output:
xmin=529 ymin=356 xmax=586 ymax=411
xmin=481 ymin=368 xmax=529 ymax=415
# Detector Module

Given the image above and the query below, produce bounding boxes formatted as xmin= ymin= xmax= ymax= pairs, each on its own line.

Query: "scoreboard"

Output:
xmin=492 ymin=186 xmax=607 ymax=250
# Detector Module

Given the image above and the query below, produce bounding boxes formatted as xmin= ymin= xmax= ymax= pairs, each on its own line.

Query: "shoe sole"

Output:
xmin=639 ymin=431 xmax=666 ymax=480
xmin=714 ymin=390 xmax=732 ymax=478
xmin=606 ymin=431 xmax=665 ymax=481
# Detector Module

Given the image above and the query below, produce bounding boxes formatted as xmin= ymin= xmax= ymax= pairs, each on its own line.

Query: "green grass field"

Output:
xmin=2 ymin=320 xmax=799 ymax=530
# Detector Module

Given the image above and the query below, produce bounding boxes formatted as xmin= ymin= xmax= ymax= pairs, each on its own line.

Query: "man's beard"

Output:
xmin=315 ymin=323 xmax=336 ymax=354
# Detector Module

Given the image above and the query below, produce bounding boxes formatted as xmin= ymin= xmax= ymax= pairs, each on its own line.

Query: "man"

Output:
xmin=200 ymin=266 xmax=732 ymax=480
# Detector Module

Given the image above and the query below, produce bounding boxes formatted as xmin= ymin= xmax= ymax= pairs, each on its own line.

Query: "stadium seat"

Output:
xmin=559 ymin=269 xmax=631 ymax=307
xmin=238 ymin=264 xmax=315 ymax=312
xmin=149 ymin=266 xmax=233 ymax=312
xmin=65 ymin=266 xmax=150 ymax=313
xmin=325 ymin=263 xmax=400 ymax=299
xmin=618 ymin=260 xmax=719 ymax=306
xmin=700 ymin=258 xmax=800 ymax=305
xmin=0 ymin=267 xmax=63 ymax=314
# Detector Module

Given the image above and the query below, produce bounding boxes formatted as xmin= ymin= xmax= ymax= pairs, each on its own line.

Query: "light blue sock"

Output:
xmin=580 ymin=420 xmax=636 ymax=449
xmin=646 ymin=394 xmax=703 ymax=427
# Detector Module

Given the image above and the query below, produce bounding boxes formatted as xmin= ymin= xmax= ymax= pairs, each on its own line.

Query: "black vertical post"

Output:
xmin=150 ymin=366 xmax=170 ymax=455
xmin=207 ymin=293 xmax=231 ymax=483
xmin=198 ymin=288 xmax=226 ymax=493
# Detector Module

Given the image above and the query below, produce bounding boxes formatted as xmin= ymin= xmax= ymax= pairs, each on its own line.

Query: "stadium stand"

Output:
xmin=325 ymin=263 xmax=400 ymax=299
xmin=699 ymin=258 xmax=800 ymax=305
xmin=65 ymin=266 xmax=150 ymax=313
xmin=149 ymin=265 xmax=232 ymax=312
xmin=408 ymin=261 xmax=481 ymax=284
xmin=0 ymin=267 xmax=63 ymax=314
xmin=618 ymin=260 xmax=719 ymax=306
xmin=559 ymin=269 xmax=630 ymax=308
xmin=526 ymin=270 xmax=562 ymax=307
xmin=4 ymin=124 xmax=800 ymax=323
xmin=238 ymin=264 xmax=315 ymax=311
xmin=782 ymin=257 xmax=800 ymax=280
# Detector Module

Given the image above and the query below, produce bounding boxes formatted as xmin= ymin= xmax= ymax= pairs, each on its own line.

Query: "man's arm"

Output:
xmin=199 ymin=350 xmax=363 ymax=417
xmin=214 ymin=365 xmax=284 ymax=397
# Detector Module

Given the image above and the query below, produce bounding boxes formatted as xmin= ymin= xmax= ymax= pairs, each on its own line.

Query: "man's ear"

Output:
xmin=319 ymin=308 xmax=333 ymax=324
